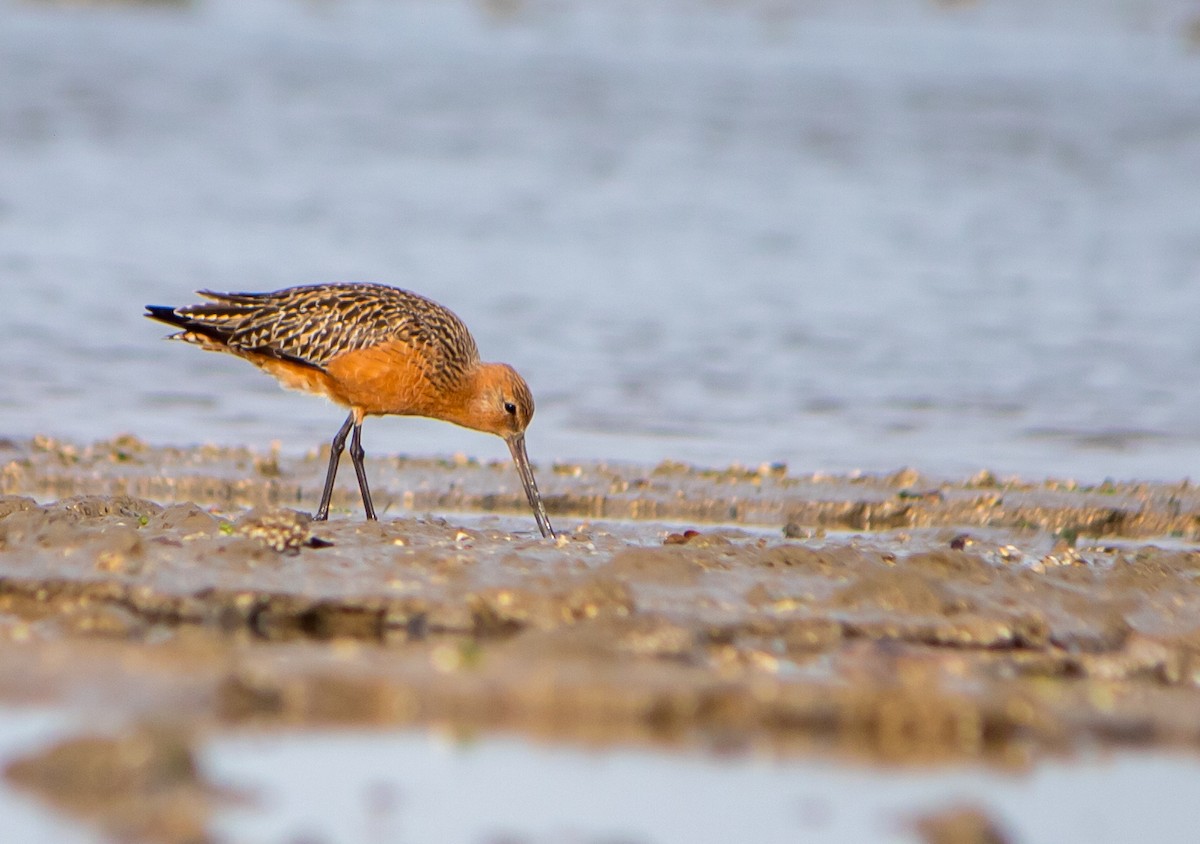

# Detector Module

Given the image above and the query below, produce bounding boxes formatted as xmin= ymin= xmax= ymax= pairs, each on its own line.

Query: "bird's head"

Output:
xmin=463 ymin=363 xmax=536 ymax=438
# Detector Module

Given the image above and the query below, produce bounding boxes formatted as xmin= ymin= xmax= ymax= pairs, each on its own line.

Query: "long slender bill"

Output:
xmin=506 ymin=433 xmax=555 ymax=538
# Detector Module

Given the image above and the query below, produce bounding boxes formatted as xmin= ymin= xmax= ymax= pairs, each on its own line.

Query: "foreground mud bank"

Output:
xmin=1 ymin=436 xmax=1200 ymax=839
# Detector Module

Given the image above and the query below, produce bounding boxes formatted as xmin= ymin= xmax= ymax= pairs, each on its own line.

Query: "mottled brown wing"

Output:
xmin=179 ymin=283 xmax=481 ymax=387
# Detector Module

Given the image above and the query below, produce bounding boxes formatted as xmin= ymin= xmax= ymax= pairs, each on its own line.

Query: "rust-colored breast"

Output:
xmin=323 ymin=340 xmax=457 ymax=417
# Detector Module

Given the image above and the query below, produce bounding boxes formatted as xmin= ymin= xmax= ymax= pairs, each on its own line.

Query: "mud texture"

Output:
xmin=3 ymin=436 xmax=1200 ymax=839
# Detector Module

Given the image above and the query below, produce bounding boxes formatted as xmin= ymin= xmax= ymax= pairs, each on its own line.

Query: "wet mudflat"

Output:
xmin=5 ymin=0 xmax=1200 ymax=838
xmin=2 ymin=436 xmax=1200 ymax=841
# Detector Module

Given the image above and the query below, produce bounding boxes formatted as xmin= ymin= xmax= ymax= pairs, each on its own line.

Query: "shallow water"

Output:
xmin=0 ymin=712 xmax=96 ymax=844
xmin=206 ymin=731 xmax=1200 ymax=844
xmin=3 ymin=714 xmax=1200 ymax=844
xmin=3 ymin=0 xmax=1200 ymax=482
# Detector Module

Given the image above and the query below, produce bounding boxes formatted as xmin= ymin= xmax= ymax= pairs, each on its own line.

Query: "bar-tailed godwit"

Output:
xmin=146 ymin=283 xmax=555 ymax=537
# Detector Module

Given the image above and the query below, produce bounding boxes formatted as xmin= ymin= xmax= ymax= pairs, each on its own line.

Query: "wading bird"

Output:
xmin=146 ymin=283 xmax=555 ymax=537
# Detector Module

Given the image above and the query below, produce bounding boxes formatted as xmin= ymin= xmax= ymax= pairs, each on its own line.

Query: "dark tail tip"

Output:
xmin=144 ymin=305 xmax=188 ymax=329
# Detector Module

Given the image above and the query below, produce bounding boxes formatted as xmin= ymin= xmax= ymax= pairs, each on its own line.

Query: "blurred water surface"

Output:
xmin=206 ymin=731 xmax=1200 ymax=844
xmin=3 ymin=0 xmax=1200 ymax=481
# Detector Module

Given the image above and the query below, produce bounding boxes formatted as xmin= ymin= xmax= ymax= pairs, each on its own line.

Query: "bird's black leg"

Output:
xmin=349 ymin=419 xmax=377 ymax=520
xmin=315 ymin=413 xmax=355 ymax=521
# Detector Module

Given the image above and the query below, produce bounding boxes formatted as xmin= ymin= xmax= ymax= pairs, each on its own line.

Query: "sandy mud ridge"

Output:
xmin=1 ymin=435 xmax=1200 ymax=838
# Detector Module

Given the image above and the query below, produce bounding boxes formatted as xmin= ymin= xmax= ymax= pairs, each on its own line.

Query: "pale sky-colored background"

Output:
xmin=3 ymin=0 xmax=1200 ymax=483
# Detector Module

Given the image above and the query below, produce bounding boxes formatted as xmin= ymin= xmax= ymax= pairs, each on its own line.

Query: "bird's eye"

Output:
xmin=503 ymin=401 xmax=517 ymax=415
